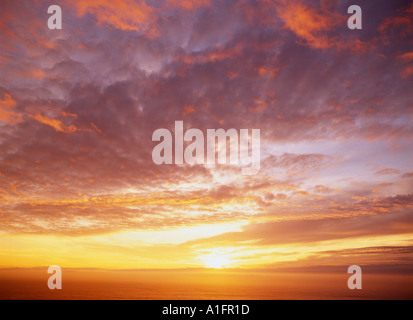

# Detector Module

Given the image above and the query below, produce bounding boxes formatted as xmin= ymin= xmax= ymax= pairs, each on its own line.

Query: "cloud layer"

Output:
xmin=0 ymin=0 xmax=412 ymax=271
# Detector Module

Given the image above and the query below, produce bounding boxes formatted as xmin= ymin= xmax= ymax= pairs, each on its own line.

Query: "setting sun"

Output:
xmin=200 ymin=252 xmax=232 ymax=269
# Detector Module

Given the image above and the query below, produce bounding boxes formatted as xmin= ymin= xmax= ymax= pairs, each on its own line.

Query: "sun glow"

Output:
xmin=199 ymin=251 xmax=232 ymax=269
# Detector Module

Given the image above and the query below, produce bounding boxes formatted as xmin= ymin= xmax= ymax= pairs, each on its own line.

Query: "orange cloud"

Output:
xmin=27 ymin=68 xmax=45 ymax=79
xmin=70 ymin=0 xmax=212 ymax=39
xmin=91 ymin=122 xmax=103 ymax=134
xmin=273 ymin=0 xmax=373 ymax=52
xmin=397 ymin=52 xmax=413 ymax=79
xmin=227 ymin=71 xmax=238 ymax=80
xmin=72 ymin=0 xmax=158 ymax=37
xmin=276 ymin=0 xmax=344 ymax=49
xmin=398 ymin=52 xmax=413 ymax=61
xmin=0 ymin=93 xmax=22 ymax=124
xmin=249 ymin=99 xmax=268 ymax=113
xmin=375 ymin=168 xmax=400 ymax=175
xmin=60 ymin=111 xmax=78 ymax=119
xmin=378 ymin=2 xmax=413 ymax=34
xmin=314 ymin=185 xmax=334 ymax=194
xmin=401 ymin=65 xmax=413 ymax=79
xmin=29 ymin=113 xmax=77 ymax=133
xmin=0 ymin=93 xmax=16 ymax=109
xmin=183 ymin=105 xmax=196 ymax=116
xmin=257 ymin=67 xmax=267 ymax=76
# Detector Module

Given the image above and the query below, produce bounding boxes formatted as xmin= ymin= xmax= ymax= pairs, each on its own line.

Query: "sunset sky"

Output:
xmin=0 ymin=0 xmax=412 ymax=282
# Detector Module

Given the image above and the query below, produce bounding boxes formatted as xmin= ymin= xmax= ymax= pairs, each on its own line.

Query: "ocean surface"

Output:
xmin=0 ymin=268 xmax=412 ymax=300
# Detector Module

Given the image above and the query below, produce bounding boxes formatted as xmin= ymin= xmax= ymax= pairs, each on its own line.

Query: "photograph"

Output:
xmin=0 ymin=0 xmax=412 ymax=308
